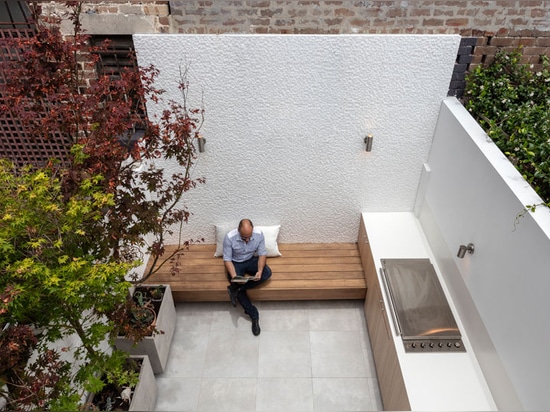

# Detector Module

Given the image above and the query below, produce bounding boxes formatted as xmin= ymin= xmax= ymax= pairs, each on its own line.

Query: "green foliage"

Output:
xmin=0 ymin=160 xmax=112 ymax=266
xmin=0 ymin=160 xmax=122 ymax=323
xmin=2 ymin=2 xmax=205 ymax=281
xmin=464 ymin=49 xmax=550 ymax=205
xmin=0 ymin=161 xmax=136 ymax=409
xmin=0 ymin=1 xmax=206 ymax=407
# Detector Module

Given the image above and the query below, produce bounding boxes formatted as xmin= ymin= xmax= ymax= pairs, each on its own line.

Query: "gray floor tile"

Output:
xmin=211 ymin=307 xmax=253 ymax=331
xmin=312 ymin=377 xmax=376 ymax=411
xmin=156 ymin=300 xmax=382 ymax=411
xmin=198 ymin=377 xmax=257 ymax=412
xmin=259 ymin=305 xmax=310 ymax=331
xmin=161 ymin=330 xmax=209 ymax=378
xmin=310 ymin=331 xmax=368 ymax=377
xmin=155 ymin=377 xmax=201 ymax=411
xmin=256 ymin=377 xmax=314 ymax=411
xmin=367 ymin=377 xmax=384 ymax=410
xmin=258 ymin=330 xmax=312 ymax=377
xmin=202 ymin=329 xmax=259 ymax=378
xmin=176 ymin=305 xmax=213 ymax=331
xmin=308 ymin=304 xmax=364 ymax=331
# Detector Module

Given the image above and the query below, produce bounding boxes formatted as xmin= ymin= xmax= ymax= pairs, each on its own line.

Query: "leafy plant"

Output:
xmin=87 ymin=357 xmax=143 ymax=411
xmin=463 ymin=48 xmax=550 ymax=206
xmin=0 ymin=160 xmax=137 ymax=409
xmin=2 ymin=1 xmax=205 ymax=281
xmin=113 ymin=287 xmax=166 ymax=344
xmin=4 ymin=348 xmax=76 ymax=411
xmin=150 ymin=285 xmax=165 ymax=301
xmin=0 ymin=1 xmax=206 ymax=408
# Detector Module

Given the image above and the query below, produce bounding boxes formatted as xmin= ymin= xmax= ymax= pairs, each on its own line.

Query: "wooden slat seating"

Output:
xmin=143 ymin=243 xmax=366 ymax=302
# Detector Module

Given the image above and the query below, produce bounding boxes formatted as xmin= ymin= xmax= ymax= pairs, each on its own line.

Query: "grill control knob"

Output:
xmin=411 ymin=343 xmax=416 ymax=348
xmin=447 ymin=342 xmax=452 ymax=348
xmin=429 ymin=342 xmax=434 ymax=348
xmin=454 ymin=342 xmax=461 ymax=348
xmin=420 ymin=342 xmax=425 ymax=348
xmin=438 ymin=342 xmax=443 ymax=348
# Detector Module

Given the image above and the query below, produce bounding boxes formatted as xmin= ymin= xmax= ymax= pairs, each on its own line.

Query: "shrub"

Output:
xmin=463 ymin=49 xmax=550 ymax=205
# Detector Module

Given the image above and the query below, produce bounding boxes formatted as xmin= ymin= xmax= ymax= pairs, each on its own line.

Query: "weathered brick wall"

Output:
xmin=166 ymin=0 xmax=550 ymax=97
xmin=38 ymin=1 xmax=172 ymax=33
xmin=166 ymin=1 xmax=550 ymax=36
xmin=40 ymin=1 xmax=550 ymax=86
xmin=165 ymin=1 xmax=550 ymax=72
xmin=472 ymin=31 xmax=550 ymax=72
xmin=40 ymin=1 xmax=550 ymax=36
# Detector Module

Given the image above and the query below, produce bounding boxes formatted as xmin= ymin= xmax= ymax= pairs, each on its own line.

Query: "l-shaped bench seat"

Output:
xmin=142 ymin=243 xmax=367 ymax=302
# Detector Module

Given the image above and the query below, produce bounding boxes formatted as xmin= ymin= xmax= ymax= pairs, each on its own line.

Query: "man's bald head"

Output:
xmin=238 ymin=219 xmax=254 ymax=240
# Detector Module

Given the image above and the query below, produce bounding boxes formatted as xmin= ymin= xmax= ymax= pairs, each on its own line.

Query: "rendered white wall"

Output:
xmin=417 ymin=98 xmax=550 ymax=410
xmin=133 ymin=34 xmax=459 ymax=243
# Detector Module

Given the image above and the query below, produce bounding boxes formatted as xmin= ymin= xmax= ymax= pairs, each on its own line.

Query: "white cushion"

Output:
xmin=214 ymin=224 xmax=282 ymax=257
xmin=256 ymin=225 xmax=282 ymax=257
xmin=214 ymin=224 xmax=234 ymax=257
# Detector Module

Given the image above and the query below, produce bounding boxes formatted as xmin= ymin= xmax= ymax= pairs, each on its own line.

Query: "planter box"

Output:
xmin=115 ymin=284 xmax=176 ymax=374
xmin=86 ymin=355 xmax=157 ymax=411
xmin=128 ymin=355 xmax=157 ymax=411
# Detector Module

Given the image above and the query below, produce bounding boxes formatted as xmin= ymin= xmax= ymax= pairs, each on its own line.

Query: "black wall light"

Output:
xmin=364 ymin=134 xmax=373 ymax=152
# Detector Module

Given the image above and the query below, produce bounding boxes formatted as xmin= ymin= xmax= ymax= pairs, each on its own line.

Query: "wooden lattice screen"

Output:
xmin=0 ymin=2 xmax=72 ymax=167
xmin=1 ymin=30 xmax=140 ymax=168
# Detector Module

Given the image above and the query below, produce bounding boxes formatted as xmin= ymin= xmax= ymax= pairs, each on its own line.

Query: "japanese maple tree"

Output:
xmin=2 ymin=1 xmax=205 ymax=281
xmin=0 ymin=1 xmax=205 ymax=408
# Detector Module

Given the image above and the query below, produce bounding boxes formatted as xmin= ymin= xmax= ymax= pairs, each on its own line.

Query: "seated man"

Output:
xmin=223 ymin=218 xmax=272 ymax=336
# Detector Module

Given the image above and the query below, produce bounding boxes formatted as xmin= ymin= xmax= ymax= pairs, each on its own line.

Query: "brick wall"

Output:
xmin=40 ymin=1 xmax=550 ymax=36
xmin=38 ymin=1 xmax=172 ymax=33
xmin=38 ymin=1 xmax=550 ymax=94
xmin=166 ymin=1 xmax=550 ymax=36
xmin=472 ymin=30 xmax=550 ymax=72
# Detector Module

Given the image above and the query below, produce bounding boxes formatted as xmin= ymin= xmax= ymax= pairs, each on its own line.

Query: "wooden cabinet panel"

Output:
xmin=358 ymin=215 xmax=376 ymax=287
xmin=363 ymin=233 xmax=411 ymax=411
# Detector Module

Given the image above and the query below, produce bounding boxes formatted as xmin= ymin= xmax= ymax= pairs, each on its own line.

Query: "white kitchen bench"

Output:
xmin=360 ymin=212 xmax=497 ymax=411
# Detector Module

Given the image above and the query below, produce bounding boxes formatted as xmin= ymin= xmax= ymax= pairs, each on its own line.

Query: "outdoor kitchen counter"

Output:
xmin=362 ymin=212 xmax=497 ymax=411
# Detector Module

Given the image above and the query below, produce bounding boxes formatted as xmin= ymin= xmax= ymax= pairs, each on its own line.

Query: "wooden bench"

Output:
xmin=143 ymin=243 xmax=366 ymax=302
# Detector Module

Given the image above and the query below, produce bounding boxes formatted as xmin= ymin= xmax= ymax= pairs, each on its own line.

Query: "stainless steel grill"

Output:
xmin=380 ymin=258 xmax=465 ymax=353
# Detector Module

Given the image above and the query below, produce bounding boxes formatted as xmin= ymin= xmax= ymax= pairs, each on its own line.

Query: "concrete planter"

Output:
xmin=115 ymin=284 xmax=176 ymax=374
xmin=86 ymin=355 xmax=157 ymax=411
xmin=128 ymin=355 xmax=157 ymax=411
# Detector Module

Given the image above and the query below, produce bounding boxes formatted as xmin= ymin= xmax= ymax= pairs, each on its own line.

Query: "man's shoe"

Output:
xmin=252 ymin=319 xmax=261 ymax=336
xmin=227 ymin=286 xmax=237 ymax=307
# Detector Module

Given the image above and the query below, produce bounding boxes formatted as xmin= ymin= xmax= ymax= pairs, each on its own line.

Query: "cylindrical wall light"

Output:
xmin=457 ymin=243 xmax=475 ymax=258
xmin=364 ymin=134 xmax=373 ymax=152
xmin=197 ymin=136 xmax=206 ymax=153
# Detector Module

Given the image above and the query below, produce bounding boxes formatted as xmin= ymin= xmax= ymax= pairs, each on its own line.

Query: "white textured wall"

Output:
xmin=417 ymin=98 xmax=550 ymax=410
xmin=133 ymin=34 xmax=459 ymax=243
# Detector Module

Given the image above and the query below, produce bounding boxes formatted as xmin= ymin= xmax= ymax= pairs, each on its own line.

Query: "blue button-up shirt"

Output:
xmin=223 ymin=228 xmax=267 ymax=262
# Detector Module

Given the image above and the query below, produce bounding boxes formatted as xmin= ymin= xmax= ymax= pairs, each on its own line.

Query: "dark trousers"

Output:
xmin=227 ymin=256 xmax=272 ymax=320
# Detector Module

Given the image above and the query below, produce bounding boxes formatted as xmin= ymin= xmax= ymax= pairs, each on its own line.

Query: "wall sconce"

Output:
xmin=197 ymin=136 xmax=206 ymax=153
xmin=457 ymin=243 xmax=475 ymax=258
xmin=364 ymin=134 xmax=373 ymax=152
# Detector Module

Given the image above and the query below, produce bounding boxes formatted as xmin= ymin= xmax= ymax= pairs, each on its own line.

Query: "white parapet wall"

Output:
xmin=416 ymin=97 xmax=550 ymax=410
xmin=133 ymin=34 xmax=460 ymax=243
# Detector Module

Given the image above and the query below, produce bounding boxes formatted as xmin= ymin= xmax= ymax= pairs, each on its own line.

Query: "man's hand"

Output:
xmin=224 ymin=261 xmax=237 ymax=279
xmin=254 ymin=255 xmax=266 ymax=281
